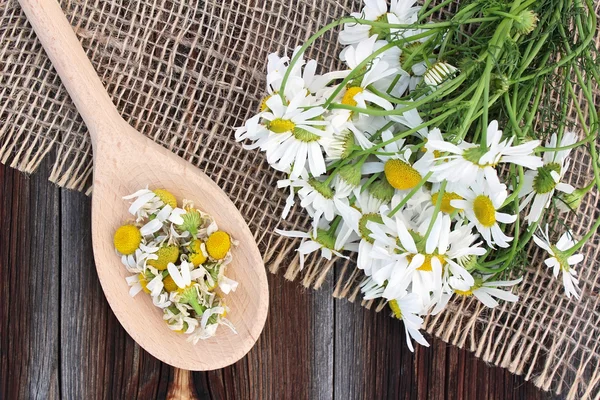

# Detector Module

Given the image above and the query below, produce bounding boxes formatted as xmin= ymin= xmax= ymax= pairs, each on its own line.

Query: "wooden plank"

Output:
xmin=0 ymin=158 xmax=60 ymax=400
xmin=59 ymin=184 xmax=168 ymax=399
xmin=196 ymin=274 xmax=335 ymax=399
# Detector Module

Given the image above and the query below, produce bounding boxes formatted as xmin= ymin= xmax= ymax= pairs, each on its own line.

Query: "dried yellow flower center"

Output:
xmin=154 ymin=189 xmax=177 ymax=208
xmin=113 ymin=225 xmax=142 ymax=255
xmin=163 ymin=275 xmax=178 ymax=293
xmin=188 ymin=239 xmax=207 ymax=266
xmin=268 ymin=118 xmax=295 ymax=133
xmin=473 ymin=195 xmax=496 ymax=227
xmin=138 ymin=273 xmax=151 ymax=294
xmin=384 ymin=159 xmax=422 ymax=190
xmin=206 ymin=231 xmax=231 ymax=260
xmin=431 ymin=191 xmax=463 ymax=214
xmin=147 ymin=245 xmax=180 ymax=270
xmin=341 ymin=86 xmax=364 ymax=107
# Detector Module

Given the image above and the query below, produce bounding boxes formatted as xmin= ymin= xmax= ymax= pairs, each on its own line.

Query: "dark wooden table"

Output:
xmin=0 ymin=158 xmax=553 ymax=399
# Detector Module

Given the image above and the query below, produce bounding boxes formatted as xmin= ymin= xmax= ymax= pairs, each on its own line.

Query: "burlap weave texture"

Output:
xmin=1 ymin=0 xmax=599 ymax=398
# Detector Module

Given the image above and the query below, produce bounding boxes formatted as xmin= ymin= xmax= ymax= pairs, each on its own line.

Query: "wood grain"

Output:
xmin=0 ymin=161 xmax=554 ymax=399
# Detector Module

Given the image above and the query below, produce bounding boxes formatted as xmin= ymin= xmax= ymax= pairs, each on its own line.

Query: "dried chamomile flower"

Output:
xmin=114 ymin=225 xmax=142 ymax=255
xmin=147 ymin=245 xmax=179 ymax=270
xmin=206 ymin=231 xmax=231 ymax=259
xmin=115 ymin=187 xmax=238 ymax=342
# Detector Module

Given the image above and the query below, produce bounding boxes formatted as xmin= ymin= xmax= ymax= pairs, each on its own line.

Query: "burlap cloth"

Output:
xmin=1 ymin=0 xmax=599 ymax=397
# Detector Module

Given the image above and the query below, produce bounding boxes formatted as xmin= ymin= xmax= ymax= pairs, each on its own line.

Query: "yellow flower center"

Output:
xmin=473 ymin=195 xmax=496 ymax=227
xmin=138 ymin=273 xmax=151 ymax=294
xmin=206 ymin=231 xmax=231 ymax=260
xmin=188 ymin=239 xmax=207 ymax=266
xmin=163 ymin=275 xmax=178 ymax=292
xmin=153 ymin=189 xmax=178 ymax=208
xmin=113 ymin=225 xmax=142 ymax=255
xmin=454 ymin=288 xmax=473 ymax=297
xmin=431 ymin=191 xmax=463 ymax=214
xmin=147 ymin=245 xmax=180 ymax=270
xmin=260 ymin=93 xmax=274 ymax=112
xmin=268 ymin=118 xmax=295 ymax=133
xmin=408 ymin=253 xmax=446 ymax=272
xmin=388 ymin=299 xmax=403 ymax=319
xmin=384 ymin=159 xmax=422 ymax=190
xmin=341 ymin=86 xmax=364 ymax=107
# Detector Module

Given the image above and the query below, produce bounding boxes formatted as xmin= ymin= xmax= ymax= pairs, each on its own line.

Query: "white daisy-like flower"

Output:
xmin=433 ymin=275 xmax=522 ymax=313
xmin=533 ymin=226 xmax=582 ymax=299
xmin=451 ymin=176 xmax=517 ymax=248
xmin=338 ymin=0 xmax=391 ymax=45
xmin=337 ymin=35 xmax=397 ymax=112
xmin=388 ymin=292 xmax=429 ymax=352
xmin=338 ymin=0 xmax=421 ymax=46
xmin=518 ymin=132 xmax=577 ymax=224
xmin=235 ymin=90 xmax=330 ymax=178
xmin=426 ymin=121 xmax=543 ymax=187
xmin=275 ymin=224 xmax=357 ymax=270
xmin=333 ymin=188 xmax=389 ymax=276
xmin=277 ymin=175 xmax=340 ymax=231
xmin=266 ymin=47 xmax=348 ymax=100
xmin=368 ymin=207 xmax=450 ymax=309
xmin=362 ymin=129 xmax=434 ymax=192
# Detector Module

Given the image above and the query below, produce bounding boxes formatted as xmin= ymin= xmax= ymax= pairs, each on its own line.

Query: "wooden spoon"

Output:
xmin=18 ymin=0 xmax=269 ymax=370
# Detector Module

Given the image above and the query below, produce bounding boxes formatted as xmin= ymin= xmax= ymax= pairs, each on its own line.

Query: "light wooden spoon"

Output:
xmin=18 ymin=0 xmax=269 ymax=370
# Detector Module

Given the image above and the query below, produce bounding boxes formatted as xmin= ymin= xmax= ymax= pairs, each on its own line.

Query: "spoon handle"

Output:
xmin=18 ymin=0 xmax=123 ymax=148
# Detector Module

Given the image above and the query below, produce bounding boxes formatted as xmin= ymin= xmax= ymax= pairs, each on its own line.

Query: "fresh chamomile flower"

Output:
xmin=279 ymin=175 xmax=341 ymax=232
xmin=433 ymin=275 xmax=522 ymax=313
xmin=338 ymin=0 xmax=421 ymax=45
xmin=426 ymin=121 xmax=542 ymax=187
xmin=429 ymin=182 xmax=465 ymax=215
xmin=533 ymin=226 xmax=582 ymax=299
xmin=235 ymin=89 xmax=330 ymax=178
xmin=388 ymin=292 xmax=429 ymax=352
xmin=518 ymin=132 xmax=577 ymax=224
xmin=333 ymin=188 xmax=389 ymax=276
xmin=265 ymin=47 xmax=348 ymax=101
xmin=451 ymin=176 xmax=516 ymax=248
xmin=367 ymin=206 xmax=451 ymax=309
xmin=275 ymin=224 xmax=357 ymax=270
xmin=362 ymin=129 xmax=434 ymax=192
xmin=337 ymin=35 xmax=397 ymax=112
xmin=338 ymin=0 xmax=391 ymax=45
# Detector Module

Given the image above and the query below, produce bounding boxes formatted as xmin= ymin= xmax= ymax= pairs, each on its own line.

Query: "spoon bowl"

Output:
xmin=19 ymin=0 xmax=269 ymax=370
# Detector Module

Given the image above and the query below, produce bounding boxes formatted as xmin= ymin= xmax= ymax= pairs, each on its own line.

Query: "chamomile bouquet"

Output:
xmin=235 ymin=0 xmax=600 ymax=350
